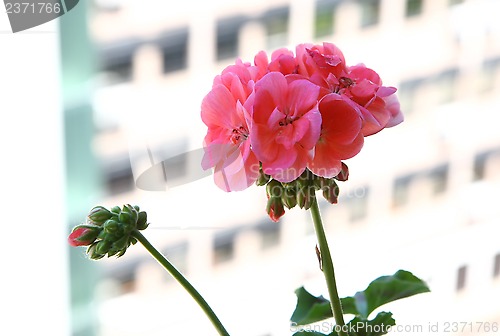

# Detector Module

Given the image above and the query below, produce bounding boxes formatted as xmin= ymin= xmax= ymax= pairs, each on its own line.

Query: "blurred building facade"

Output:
xmin=74 ymin=0 xmax=500 ymax=335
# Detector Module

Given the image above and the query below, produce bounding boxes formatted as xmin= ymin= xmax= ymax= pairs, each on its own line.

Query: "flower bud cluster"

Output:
xmin=258 ymin=164 xmax=349 ymax=222
xmin=68 ymin=204 xmax=148 ymax=259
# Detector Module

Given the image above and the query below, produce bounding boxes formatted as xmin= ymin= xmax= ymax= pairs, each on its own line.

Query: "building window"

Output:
xmin=104 ymin=157 xmax=135 ymax=195
xmin=217 ymin=16 xmax=246 ymax=61
xmin=161 ymin=153 xmax=187 ymax=186
xmin=398 ymin=78 xmax=424 ymax=115
xmin=93 ymin=0 xmax=123 ymax=12
xmin=434 ymin=69 xmax=457 ymax=104
xmin=473 ymin=149 xmax=500 ymax=180
xmin=158 ymin=28 xmax=188 ymax=73
xmin=105 ymin=264 xmax=138 ymax=295
xmin=213 ymin=232 xmax=235 ymax=265
xmin=479 ymin=57 xmax=500 ymax=93
xmin=100 ymin=59 xmax=133 ymax=84
xmin=405 ymin=0 xmax=423 ymax=17
xmin=344 ymin=186 xmax=369 ymax=222
xmin=393 ymin=175 xmax=413 ymax=208
xmin=493 ymin=254 xmax=500 ymax=278
xmin=262 ymin=6 xmax=289 ymax=49
xmin=456 ymin=265 xmax=467 ymax=291
xmin=257 ymin=221 xmax=281 ymax=249
xmin=473 ymin=151 xmax=489 ymax=181
xmin=360 ymin=0 xmax=380 ymax=28
xmin=162 ymin=242 xmax=188 ymax=281
xmin=315 ymin=0 xmax=336 ymax=38
xmin=449 ymin=0 xmax=464 ymax=6
xmin=98 ymin=40 xmax=138 ymax=85
xmin=429 ymin=164 xmax=448 ymax=195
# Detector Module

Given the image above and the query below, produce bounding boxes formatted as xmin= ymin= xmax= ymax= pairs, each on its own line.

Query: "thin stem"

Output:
xmin=309 ymin=199 xmax=347 ymax=336
xmin=132 ymin=230 xmax=230 ymax=336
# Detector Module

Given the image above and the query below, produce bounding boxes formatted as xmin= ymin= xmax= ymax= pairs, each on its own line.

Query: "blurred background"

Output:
xmin=1 ymin=0 xmax=500 ymax=335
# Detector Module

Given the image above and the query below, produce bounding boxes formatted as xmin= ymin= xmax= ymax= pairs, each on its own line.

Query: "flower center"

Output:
xmin=339 ymin=76 xmax=354 ymax=88
xmin=279 ymin=115 xmax=296 ymax=127
xmin=230 ymin=126 xmax=248 ymax=145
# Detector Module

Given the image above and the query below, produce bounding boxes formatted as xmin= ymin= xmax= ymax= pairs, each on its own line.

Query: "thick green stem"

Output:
xmin=132 ymin=231 xmax=230 ymax=336
xmin=309 ymin=199 xmax=347 ymax=336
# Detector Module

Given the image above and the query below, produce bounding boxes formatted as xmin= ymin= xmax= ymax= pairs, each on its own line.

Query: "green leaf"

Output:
xmin=339 ymin=296 xmax=358 ymax=315
xmin=347 ymin=312 xmax=396 ymax=336
xmin=291 ymin=270 xmax=429 ymax=329
xmin=291 ymin=287 xmax=332 ymax=325
xmin=347 ymin=270 xmax=430 ymax=318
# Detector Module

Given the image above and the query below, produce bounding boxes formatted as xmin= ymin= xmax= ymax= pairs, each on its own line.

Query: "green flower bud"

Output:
xmin=311 ymin=174 xmax=323 ymax=191
xmin=110 ymin=206 xmax=121 ymax=214
xmin=111 ymin=235 xmax=129 ymax=251
xmin=94 ymin=240 xmax=112 ymax=256
xmin=256 ymin=170 xmax=271 ymax=186
xmin=136 ymin=211 xmax=148 ymax=230
xmin=318 ymin=176 xmax=333 ymax=190
xmin=281 ymin=186 xmax=297 ymax=209
xmin=86 ymin=242 xmax=105 ymax=260
xmin=266 ymin=195 xmax=285 ymax=222
xmin=69 ymin=204 xmax=151 ymax=259
xmin=103 ymin=219 xmax=120 ymax=235
xmin=296 ymin=183 xmax=316 ymax=210
xmin=322 ymin=182 xmax=339 ymax=204
xmin=88 ymin=206 xmax=112 ymax=226
xmin=125 ymin=204 xmax=138 ymax=226
xmin=118 ymin=211 xmax=132 ymax=225
xmin=334 ymin=162 xmax=349 ymax=182
xmin=266 ymin=179 xmax=283 ymax=198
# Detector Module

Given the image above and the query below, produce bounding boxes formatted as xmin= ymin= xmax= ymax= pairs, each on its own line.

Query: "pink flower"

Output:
xmin=213 ymin=59 xmax=256 ymax=103
xmin=342 ymin=64 xmax=403 ymax=136
xmin=201 ymin=41 xmax=404 ymax=198
xmin=201 ymin=84 xmax=260 ymax=191
xmin=308 ymin=94 xmax=364 ymax=178
xmin=296 ymin=42 xmax=348 ymax=95
xmin=252 ymin=48 xmax=299 ymax=79
xmin=249 ymin=72 xmax=322 ymax=183
xmin=267 ymin=48 xmax=298 ymax=75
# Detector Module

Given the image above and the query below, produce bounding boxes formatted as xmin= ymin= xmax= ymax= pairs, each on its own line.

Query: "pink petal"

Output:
xmin=384 ymin=94 xmax=404 ymax=127
xmin=377 ymin=86 xmax=397 ymax=97
xmin=297 ymin=108 xmax=322 ymax=149
xmin=213 ymin=144 xmax=259 ymax=192
xmin=201 ymin=85 xmax=237 ymax=129
xmin=262 ymin=146 xmax=298 ymax=176
xmin=287 ymin=79 xmax=320 ymax=117
xmin=250 ymin=123 xmax=280 ymax=163
xmin=252 ymin=72 xmax=288 ymax=124
xmin=309 ymin=156 xmax=342 ymax=178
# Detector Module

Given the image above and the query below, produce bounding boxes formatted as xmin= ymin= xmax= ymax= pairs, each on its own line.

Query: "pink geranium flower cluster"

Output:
xmin=202 ymin=42 xmax=403 ymax=192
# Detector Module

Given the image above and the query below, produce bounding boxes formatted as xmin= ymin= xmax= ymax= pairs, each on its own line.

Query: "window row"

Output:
xmin=101 ymin=147 xmax=500 ymax=233
xmin=456 ymin=252 xmax=500 ymax=292
xmin=96 ymin=0 xmax=466 ymax=85
xmin=398 ymin=57 xmax=500 ymax=114
xmin=102 ymin=219 xmax=282 ymax=295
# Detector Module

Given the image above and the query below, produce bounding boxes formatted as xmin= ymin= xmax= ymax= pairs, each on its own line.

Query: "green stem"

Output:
xmin=309 ymin=199 xmax=347 ymax=336
xmin=132 ymin=230 xmax=230 ymax=336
